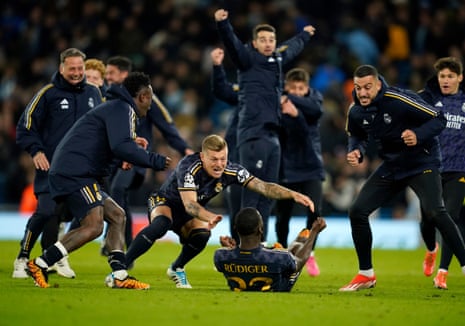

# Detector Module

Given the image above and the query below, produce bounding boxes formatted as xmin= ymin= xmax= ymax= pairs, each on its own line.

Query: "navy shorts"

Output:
xmin=64 ymin=182 xmax=106 ymax=222
xmin=148 ymin=193 xmax=192 ymax=237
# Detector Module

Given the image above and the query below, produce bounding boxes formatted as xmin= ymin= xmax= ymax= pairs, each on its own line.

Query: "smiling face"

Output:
xmin=85 ymin=68 xmax=104 ymax=87
xmin=200 ymin=147 xmax=228 ymax=179
xmin=354 ymin=74 xmax=382 ymax=106
xmin=437 ymin=68 xmax=463 ymax=95
xmin=60 ymin=56 xmax=85 ymax=85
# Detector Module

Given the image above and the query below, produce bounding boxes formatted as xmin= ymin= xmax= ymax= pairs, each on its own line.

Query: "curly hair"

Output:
xmin=122 ymin=72 xmax=151 ymax=97
xmin=85 ymin=58 xmax=106 ymax=79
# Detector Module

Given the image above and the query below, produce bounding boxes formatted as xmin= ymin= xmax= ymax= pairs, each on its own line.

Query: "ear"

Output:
xmin=252 ymin=40 xmax=257 ymax=49
xmin=458 ymin=74 xmax=463 ymax=83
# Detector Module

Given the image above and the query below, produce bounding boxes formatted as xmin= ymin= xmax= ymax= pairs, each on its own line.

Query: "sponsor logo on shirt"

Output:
xmin=444 ymin=112 xmax=465 ymax=130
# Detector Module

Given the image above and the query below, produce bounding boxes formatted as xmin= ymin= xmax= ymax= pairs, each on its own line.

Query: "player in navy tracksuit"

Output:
xmin=418 ymin=57 xmax=465 ymax=289
xmin=124 ymin=134 xmax=314 ymax=288
xmin=214 ymin=207 xmax=326 ymax=292
xmin=26 ymin=72 xmax=169 ymax=289
xmin=340 ymin=64 xmax=465 ymax=291
xmin=104 ymin=55 xmax=192 ymax=252
xmin=276 ymin=68 xmax=325 ymax=276
xmin=13 ymin=48 xmax=103 ymax=279
xmin=215 ymin=9 xmax=316 ymax=241
xmin=108 ymin=99 xmax=192 ymax=249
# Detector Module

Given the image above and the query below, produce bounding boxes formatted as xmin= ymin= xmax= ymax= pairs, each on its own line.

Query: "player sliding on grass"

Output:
xmin=124 ymin=134 xmax=315 ymax=288
xmin=214 ymin=207 xmax=326 ymax=292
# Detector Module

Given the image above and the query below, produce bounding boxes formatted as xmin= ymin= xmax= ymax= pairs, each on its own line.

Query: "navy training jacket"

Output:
xmin=346 ymin=77 xmax=446 ymax=179
xmin=49 ymin=84 xmax=167 ymax=183
xmin=280 ymin=89 xmax=325 ymax=183
xmin=211 ymin=63 xmax=324 ymax=183
xmin=16 ymin=72 xmax=102 ymax=194
xmin=216 ymin=19 xmax=313 ymax=146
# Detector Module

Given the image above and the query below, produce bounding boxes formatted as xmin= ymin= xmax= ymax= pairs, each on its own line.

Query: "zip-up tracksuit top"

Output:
xmin=16 ymin=72 xmax=102 ymax=194
xmin=346 ymin=77 xmax=446 ymax=179
xmin=216 ymin=18 xmax=313 ymax=146
xmin=48 ymin=84 xmax=167 ymax=197
xmin=418 ymin=77 xmax=465 ymax=173
xmin=280 ymin=89 xmax=324 ymax=183
xmin=211 ymin=64 xmax=324 ymax=183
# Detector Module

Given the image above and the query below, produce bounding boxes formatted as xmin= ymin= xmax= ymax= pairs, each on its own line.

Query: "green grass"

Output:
xmin=1 ymin=240 xmax=464 ymax=326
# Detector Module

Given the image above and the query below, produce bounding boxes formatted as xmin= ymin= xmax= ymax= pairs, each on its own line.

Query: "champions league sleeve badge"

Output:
xmin=183 ymin=173 xmax=195 ymax=188
xmin=237 ymin=168 xmax=250 ymax=183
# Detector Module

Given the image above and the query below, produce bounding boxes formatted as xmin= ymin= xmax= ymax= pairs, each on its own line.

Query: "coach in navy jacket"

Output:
xmin=16 ymin=72 xmax=102 ymax=195
xmin=14 ymin=48 xmax=102 ymax=279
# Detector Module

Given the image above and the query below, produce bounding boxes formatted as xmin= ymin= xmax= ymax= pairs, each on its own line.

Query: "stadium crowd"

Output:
xmin=1 ymin=0 xmax=464 ymax=219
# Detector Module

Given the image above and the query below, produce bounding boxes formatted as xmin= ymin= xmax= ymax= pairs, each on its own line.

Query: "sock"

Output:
xmin=41 ymin=242 xmax=66 ymax=266
xmin=359 ymin=269 xmax=375 ymax=277
xmin=113 ymin=270 xmax=128 ymax=280
xmin=171 ymin=228 xmax=210 ymax=269
xmin=108 ymin=250 xmax=126 ymax=271
xmin=125 ymin=215 xmax=171 ymax=266
xmin=18 ymin=212 xmax=49 ymax=258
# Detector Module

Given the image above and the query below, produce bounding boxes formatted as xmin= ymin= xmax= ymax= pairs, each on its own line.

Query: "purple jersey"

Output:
xmin=433 ymin=91 xmax=465 ymax=172
xmin=214 ymin=246 xmax=299 ymax=292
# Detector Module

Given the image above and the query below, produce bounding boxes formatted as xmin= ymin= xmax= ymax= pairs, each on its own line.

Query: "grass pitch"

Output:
xmin=0 ymin=240 xmax=464 ymax=326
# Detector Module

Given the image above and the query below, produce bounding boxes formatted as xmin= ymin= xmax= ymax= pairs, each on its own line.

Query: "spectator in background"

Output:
xmin=13 ymin=48 xmax=103 ymax=280
xmin=418 ymin=56 xmax=465 ymax=290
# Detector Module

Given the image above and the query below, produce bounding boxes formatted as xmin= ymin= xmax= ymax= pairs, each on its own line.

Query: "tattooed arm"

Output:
xmin=180 ymin=190 xmax=222 ymax=229
xmin=246 ymin=177 xmax=315 ymax=212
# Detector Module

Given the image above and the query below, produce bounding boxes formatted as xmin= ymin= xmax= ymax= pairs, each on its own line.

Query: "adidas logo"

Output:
xmin=60 ymin=99 xmax=69 ymax=110
xmin=363 ymin=119 xmax=369 ymax=125
xmin=434 ymin=101 xmax=443 ymax=107
xmin=459 ymin=177 xmax=465 ymax=183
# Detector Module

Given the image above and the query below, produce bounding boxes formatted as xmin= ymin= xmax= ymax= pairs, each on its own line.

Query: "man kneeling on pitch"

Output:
xmin=214 ymin=207 xmax=326 ymax=292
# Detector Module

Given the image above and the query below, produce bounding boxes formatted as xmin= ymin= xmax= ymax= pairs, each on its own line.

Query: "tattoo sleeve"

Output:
xmin=248 ymin=179 xmax=293 ymax=199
